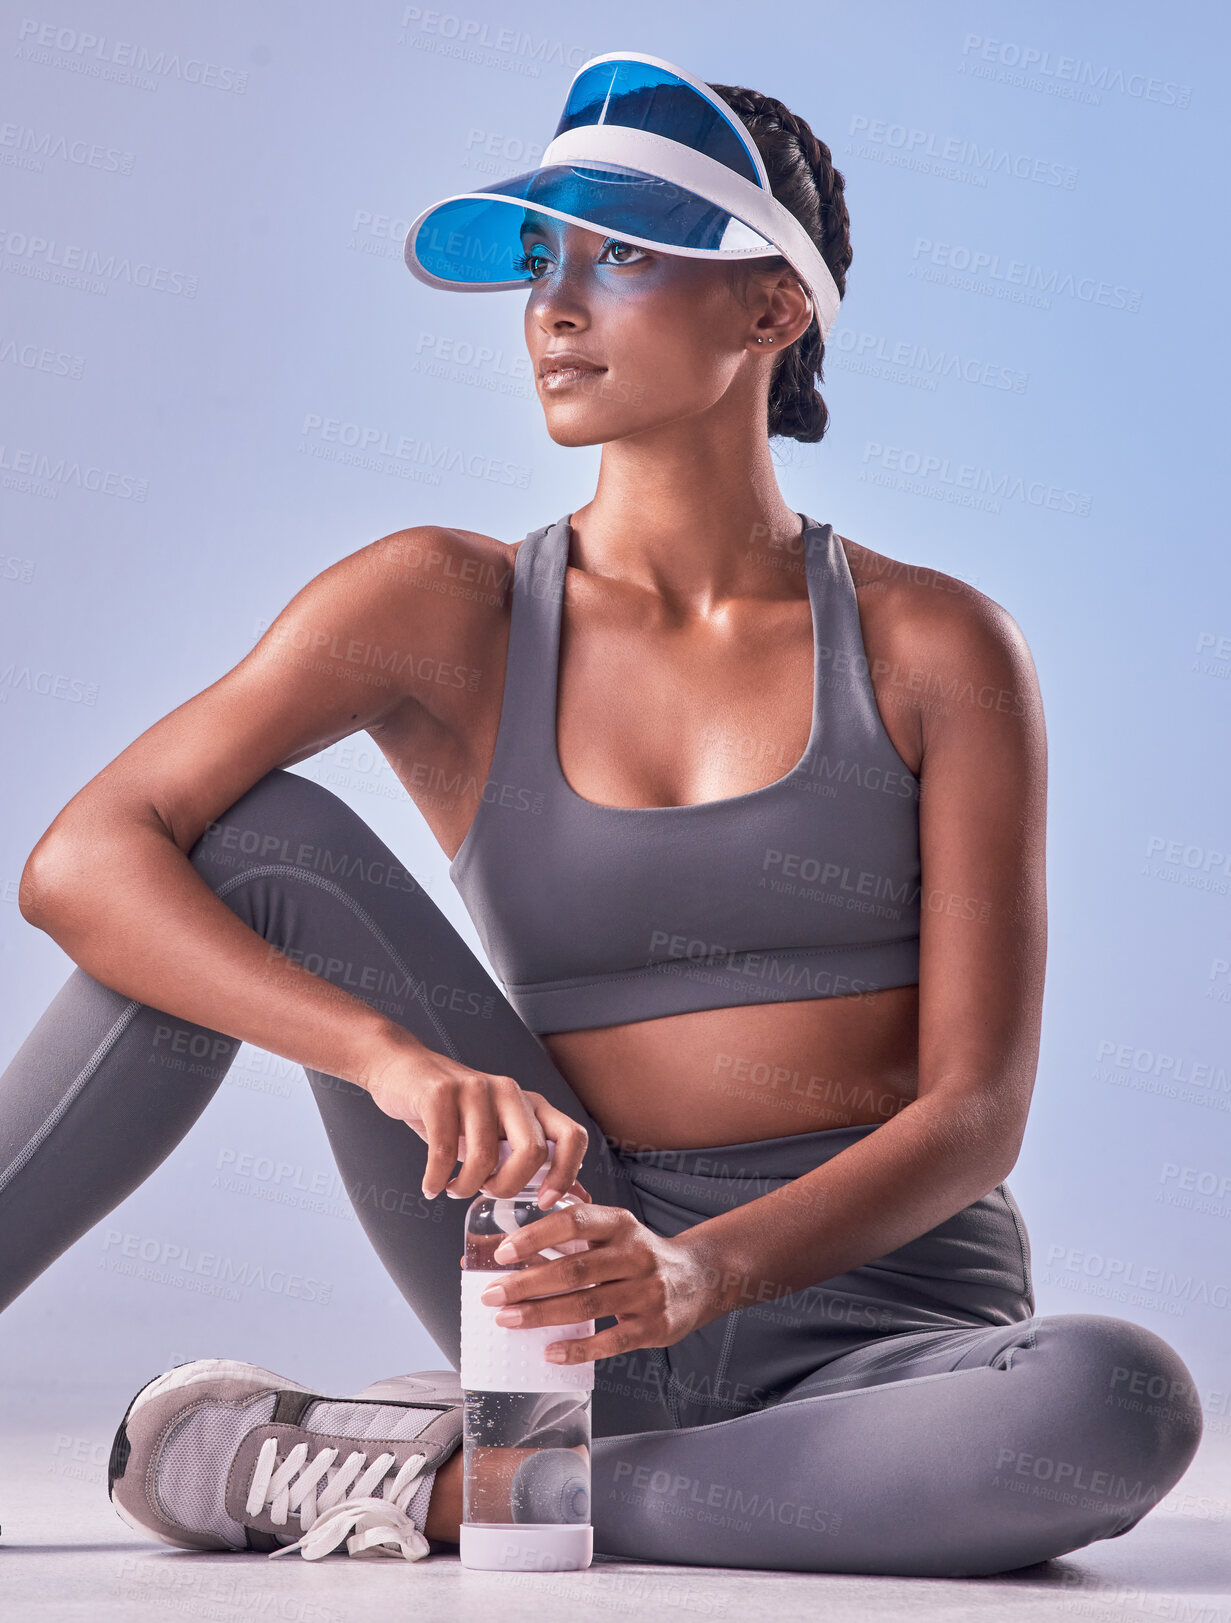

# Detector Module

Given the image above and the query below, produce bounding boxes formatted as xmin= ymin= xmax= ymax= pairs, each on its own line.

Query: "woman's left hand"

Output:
xmin=478 ymin=1203 xmax=722 ymax=1364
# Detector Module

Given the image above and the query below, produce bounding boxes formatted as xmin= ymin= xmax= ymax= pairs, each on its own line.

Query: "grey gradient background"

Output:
xmin=1 ymin=0 xmax=1228 ymax=1461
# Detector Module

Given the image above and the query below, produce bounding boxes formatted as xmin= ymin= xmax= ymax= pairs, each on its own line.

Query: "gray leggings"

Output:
xmin=0 ymin=769 xmax=1203 ymax=1575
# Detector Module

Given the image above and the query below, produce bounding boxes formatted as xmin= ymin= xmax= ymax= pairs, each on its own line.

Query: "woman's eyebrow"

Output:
xmin=517 ymin=211 xmax=555 ymax=243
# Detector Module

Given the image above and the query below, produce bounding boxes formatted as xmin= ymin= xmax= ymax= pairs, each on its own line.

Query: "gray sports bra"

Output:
xmin=449 ymin=513 xmax=922 ymax=1035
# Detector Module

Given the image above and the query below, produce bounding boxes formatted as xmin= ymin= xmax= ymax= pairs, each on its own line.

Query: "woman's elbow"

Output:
xmin=18 ymin=838 xmax=76 ymax=929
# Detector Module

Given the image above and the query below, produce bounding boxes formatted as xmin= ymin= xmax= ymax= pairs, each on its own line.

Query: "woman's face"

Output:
xmin=519 ymin=215 xmax=805 ymax=447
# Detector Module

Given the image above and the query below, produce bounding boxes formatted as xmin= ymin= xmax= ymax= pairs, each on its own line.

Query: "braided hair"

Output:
xmin=707 ymin=83 xmax=852 ymax=443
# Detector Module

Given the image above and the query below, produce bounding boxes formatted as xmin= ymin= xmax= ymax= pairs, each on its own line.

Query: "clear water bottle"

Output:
xmin=458 ymin=1137 xmax=594 ymax=1572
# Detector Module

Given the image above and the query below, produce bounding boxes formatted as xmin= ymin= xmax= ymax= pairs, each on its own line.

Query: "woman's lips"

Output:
xmin=541 ymin=365 xmax=606 ymax=392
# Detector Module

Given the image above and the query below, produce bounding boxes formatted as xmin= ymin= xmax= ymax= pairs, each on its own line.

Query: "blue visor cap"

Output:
xmin=403 ymin=52 xmax=841 ymax=341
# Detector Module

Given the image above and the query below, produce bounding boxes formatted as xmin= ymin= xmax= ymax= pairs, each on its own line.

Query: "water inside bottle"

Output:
xmin=463 ymin=1187 xmax=592 ymax=1527
xmin=462 ymin=1389 xmax=591 ymax=1526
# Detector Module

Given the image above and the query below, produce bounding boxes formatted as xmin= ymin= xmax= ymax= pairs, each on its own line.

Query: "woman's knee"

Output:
xmin=1031 ymin=1312 xmax=1203 ymax=1505
xmin=188 ymin=769 xmax=360 ymax=880
xmin=185 ymin=768 xmax=425 ymax=923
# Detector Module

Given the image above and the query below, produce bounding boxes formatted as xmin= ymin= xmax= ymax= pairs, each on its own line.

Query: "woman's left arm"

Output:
xmin=678 ymin=581 xmax=1050 ymax=1322
xmin=485 ymin=582 xmax=1049 ymax=1361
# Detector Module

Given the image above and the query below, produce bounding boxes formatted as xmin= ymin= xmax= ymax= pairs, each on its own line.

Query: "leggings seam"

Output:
xmin=0 ymin=859 xmax=462 ymax=1197
xmin=996 ymin=1181 xmax=1033 ymax=1302
xmin=660 ymin=1313 xmax=749 ymax=1418
xmin=210 ymin=863 xmax=462 ymax=1065
xmin=997 ymin=1316 xmax=1040 ymax=1371
xmin=713 ymin=1309 xmax=741 ymax=1389
xmin=659 ymin=1361 xmax=1009 ymax=1440
xmin=0 ymin=997 xmax=144 ymax=1196
xmin=648 ymin=1345 xmax=683 ymax=1427
xmin=661 ymin=1375 xmax=755 ymax=1414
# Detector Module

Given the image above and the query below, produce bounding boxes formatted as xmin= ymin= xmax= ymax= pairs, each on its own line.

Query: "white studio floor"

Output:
xmin=4 ymin=1385 xmax=1230 ymax=1623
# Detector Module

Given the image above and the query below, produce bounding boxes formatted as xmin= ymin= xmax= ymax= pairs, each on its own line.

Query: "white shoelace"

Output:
xmin=245 ymin=1436 xmax=432 ymax=1561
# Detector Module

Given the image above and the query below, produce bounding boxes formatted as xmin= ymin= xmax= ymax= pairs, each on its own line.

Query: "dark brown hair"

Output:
xmin=708 ymin=83 xmax=852 ymax=443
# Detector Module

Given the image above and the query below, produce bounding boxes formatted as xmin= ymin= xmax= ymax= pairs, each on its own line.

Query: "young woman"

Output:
xmin=3 ymin=53 xmax=1202 ymax=1576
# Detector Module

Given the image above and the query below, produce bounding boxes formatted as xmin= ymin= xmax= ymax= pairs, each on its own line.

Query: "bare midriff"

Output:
xmin=537 ymin=987 xmax=920 ymax=1151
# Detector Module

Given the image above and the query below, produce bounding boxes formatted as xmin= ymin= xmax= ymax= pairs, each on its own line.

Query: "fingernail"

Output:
xmin=492 ymin=1240 xmax=516 ymax=1262
xmin=538 ymin=1188 xmax=561 ymax=1208
xmin=495 ymin=1307 xmax=524 ymax=1326
xmin=544 ymin=1346 xmax=567 ymax=1363
xmin=445 ymin=1188 xmax=462 ymax=1199
xmin=481 ymin=1284 xmax=507 ymax=1305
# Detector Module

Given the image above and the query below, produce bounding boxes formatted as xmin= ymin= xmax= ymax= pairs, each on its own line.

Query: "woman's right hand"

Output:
xmin=362 ymin=1037 xmax=590 ymax=1208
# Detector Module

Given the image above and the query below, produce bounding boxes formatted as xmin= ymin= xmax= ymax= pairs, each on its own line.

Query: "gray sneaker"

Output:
xmin=108 ymin=1359 xmax=462 ymax=1560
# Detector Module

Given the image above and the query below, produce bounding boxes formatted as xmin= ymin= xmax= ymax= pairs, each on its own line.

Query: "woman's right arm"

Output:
xmin=17 ymin=527 xmax=587 ymax=1205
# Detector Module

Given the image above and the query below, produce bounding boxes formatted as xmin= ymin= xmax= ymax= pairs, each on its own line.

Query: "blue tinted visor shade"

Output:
xmin=551 ymin=57 xmax=766 ymax=188
xmin=407 ymin=161 xmax=777 ymax=290
xmin=402 ymin=50 xmax=842 ymax=338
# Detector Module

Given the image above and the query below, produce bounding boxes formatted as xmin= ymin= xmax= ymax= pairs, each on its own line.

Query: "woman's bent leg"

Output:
xmin=185 ymin=770 xmax=651 ymax=1425
xmin=0 ymin=968 xmax=239 ymax=1312
xmin=586 ymin=1134 xmax=1204 ymax=1574
xmin=0 ymin=769 xmax=662 ymax=1432
xmin=591 ymin=1311 xmax=1203 ymax=1575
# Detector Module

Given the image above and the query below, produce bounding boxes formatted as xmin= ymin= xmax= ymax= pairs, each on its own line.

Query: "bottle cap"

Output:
xmin=455 ymin=1135 xmax=556 ymax=1191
